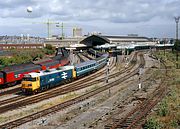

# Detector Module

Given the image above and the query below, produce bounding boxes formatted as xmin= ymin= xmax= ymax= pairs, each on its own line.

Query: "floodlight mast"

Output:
xmin=174 ymin=16 xmax=180 ymax=40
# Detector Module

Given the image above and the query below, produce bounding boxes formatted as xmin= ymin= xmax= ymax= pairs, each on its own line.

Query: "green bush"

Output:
xmin=0 ymin=57 xmax=16 ymax=66
xmin=0 ymin=48 xmax=57 ymax=67
xmin=157 ymin=99 xmax=169 ymax=117
xmin=0 ymin=49 xmax=47 ymax=66
xmin=144 ymin=117 xmax=160 ymax=129
xmin=44 ymin=44 xmax=56 ymax=55
xmin=170 ymin=120 xmax=178 ymax=128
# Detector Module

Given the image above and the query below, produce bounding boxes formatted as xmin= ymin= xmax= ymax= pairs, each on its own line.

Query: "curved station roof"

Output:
xmin=80 ymin=35 xmax=110 ymax=46
xmin=80 ymin=35 xmax=152 ymax=47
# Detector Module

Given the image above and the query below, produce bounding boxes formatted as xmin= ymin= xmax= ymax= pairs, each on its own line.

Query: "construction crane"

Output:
xmin=32 ymin=19 xmax=59 ymax=39
xmin=56 ymin=22 xmax=65 ymax=39
xmin=56 ymin=23 xmax=78 ymax=39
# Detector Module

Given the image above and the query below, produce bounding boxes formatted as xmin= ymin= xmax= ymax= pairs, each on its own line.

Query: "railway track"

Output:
xmin=0 ymin=55 xmax=116 ymax=104
xmin=76 ymin=53 xmax=85 ymax=62
xmin=0 ymin=52 xmax=136 ymax=108
xmin=0 ymin=53 xmax=116 ymax=98
xmin=0 ymin=53 xmax=136 ymax=114
xmin=104 ymin=84 xmax=167 ymax=129
xmin=81 ymin=52 xmax=95 ymax=60
xmin=0 ymin=52 xmax=101 ymax=97
xmin=104 ymin=55 xmax=168 ymax=129
xmin=0 ymin=86 xmax=21 ymax=96
xmin=0 ymin=52 xmax=143 ymax=129
xmin=0 ymin=53 xmax=135 ymax=107
xmin=77 ymin=53 xmax=90 ymax=61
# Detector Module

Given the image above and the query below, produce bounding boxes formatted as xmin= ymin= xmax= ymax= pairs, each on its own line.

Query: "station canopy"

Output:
xmin=80 ymin=35 xmax=152 ymax=47
xmin=80 ymin=35 xmax=110 ymax=46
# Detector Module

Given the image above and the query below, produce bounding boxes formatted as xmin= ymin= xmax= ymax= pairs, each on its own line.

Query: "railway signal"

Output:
xmin=138 ymin=68 xmax=143 ymax=90
xmin=106 ymin=60 xmax=110 ymax=96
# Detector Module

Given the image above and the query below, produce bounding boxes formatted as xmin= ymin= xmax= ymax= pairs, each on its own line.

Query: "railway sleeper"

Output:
xmin=104 ymin=124 xmax=113 ymax=129
xmin=125 ymin=120 xmax=133 ymax=124
xmin=113 ymin=118 xmax=122 ymax=123
xmin=117 ymin=124 xmax=129 ymax=128
xmin=131 ymin=118 xmax=145 ymax=128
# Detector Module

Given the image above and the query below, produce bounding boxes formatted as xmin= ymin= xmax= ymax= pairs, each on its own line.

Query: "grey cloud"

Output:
xmin=0 ymin=0 xmax=36 ymax=9
xmin=0 ymin=0 xmax=179 ymax=38
xmin=53 ymin=0 xmax=180 ymax=23
xmin=0 ymin=0 xmax=180 ymax=23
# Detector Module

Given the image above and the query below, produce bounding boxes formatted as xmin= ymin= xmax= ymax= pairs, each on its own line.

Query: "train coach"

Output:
xmin=21 ymin=54 xmax=109 ymax=94
xmin=0 ymin=48 xmax=70 ymax=88
xmin=0 ymin=62 xmax=41 ymax=86
xmin=95 ymin=54 xmax=109 ymax=69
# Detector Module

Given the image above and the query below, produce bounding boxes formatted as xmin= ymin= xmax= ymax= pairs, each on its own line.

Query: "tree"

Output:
xmin=45 ymin=44 xmax=54 ymax=50
xmin=174 ymin=39 xmax=180 ymax=51
xmin=173 ymin=40 xmax=180 ymax=68
xmin=44 ymin=44 xmax=56 ymax=55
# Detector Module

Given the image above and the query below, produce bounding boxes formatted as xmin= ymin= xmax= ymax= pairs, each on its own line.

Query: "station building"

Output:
xmin=78 ymin=34 xmax=157 ymax=55
xmin=44 ymin=37 xmax=85 ymax=48
xmin=48 ymin=34 xmax=156 ymax=52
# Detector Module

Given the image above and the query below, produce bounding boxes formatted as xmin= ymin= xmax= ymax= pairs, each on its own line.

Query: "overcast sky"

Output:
xmin=0 ymin=0 xmax=180 ymax=38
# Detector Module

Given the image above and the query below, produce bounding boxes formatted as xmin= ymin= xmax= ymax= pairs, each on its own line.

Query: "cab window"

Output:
xmin=23 ymin=77 xmax=36 ymax=81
